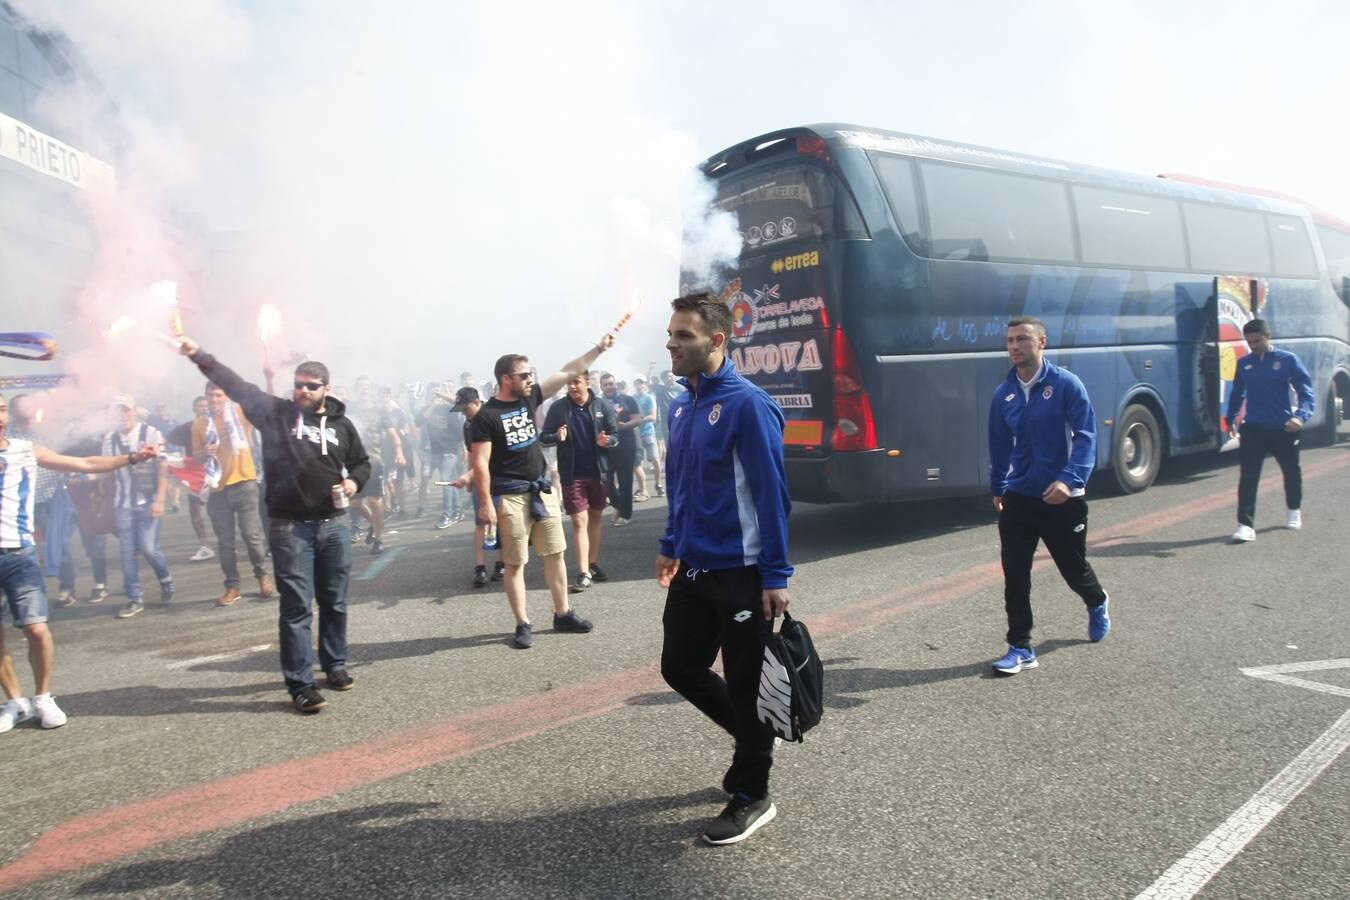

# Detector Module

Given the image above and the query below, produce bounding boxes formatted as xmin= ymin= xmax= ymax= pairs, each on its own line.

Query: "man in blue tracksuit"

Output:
xmin=1224 ymin=318 xmax=1315 ymax=542
xmin=988 ymin=317 xmax=1110 ymax=675
xmin=657 ymin=291 xmax=792 ymax=846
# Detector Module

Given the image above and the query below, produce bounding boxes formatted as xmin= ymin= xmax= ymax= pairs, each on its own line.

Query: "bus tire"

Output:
xmin=1112 ymin=403 xmax=1162 ymax=494
xmin=1311 ymin=383 xmax=1342 ymax=447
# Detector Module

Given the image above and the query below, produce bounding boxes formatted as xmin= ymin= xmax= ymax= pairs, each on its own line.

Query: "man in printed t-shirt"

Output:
xmin=102 ymin=395 xmax=174 ymax=620
xmin=469 ymin=333 xmax=615 ymax=649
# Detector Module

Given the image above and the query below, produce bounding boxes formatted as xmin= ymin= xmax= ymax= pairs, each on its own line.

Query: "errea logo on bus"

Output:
xmin=770 ymin=251 xmax=821 ymax=274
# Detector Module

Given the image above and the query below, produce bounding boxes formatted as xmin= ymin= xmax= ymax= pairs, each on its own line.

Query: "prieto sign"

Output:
xmin=0 ymin=110 xmax=115 ymax=191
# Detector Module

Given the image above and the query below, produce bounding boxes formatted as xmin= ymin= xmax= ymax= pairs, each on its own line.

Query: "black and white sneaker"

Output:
xmin=588 ymin=564 xmax=608 ymax=583
xmin=472 ymin=566 xmax=489 ymax=588
xmin=702 ymin=795 xmax=777 ymax=845
xmin=491 ymin=561 xmax=505 ymax=582
xmin=326 ymin=669 xmax=354 ymax=691
xmin=292 ymin=686 xmax=327 ymax=714
xmin=568 ymin=573 xmax=592 ymax=594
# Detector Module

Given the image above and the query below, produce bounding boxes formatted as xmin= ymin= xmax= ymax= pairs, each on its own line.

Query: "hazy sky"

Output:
xmin=9 ymin=0 xmax=1349 ymax=401
xmin=657 ymin=0 xmax=1350 ymax=217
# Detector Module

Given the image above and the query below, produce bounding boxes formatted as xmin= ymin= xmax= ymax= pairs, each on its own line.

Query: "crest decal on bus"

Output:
xmin=1215 ymin=276 xmax=1268 ymax=433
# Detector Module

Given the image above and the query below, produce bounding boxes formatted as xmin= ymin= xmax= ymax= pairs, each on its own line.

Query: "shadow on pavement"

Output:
xmin=74 ymin=793 xmax=731 ymax=898
xmin=57 ymin=682 xmax=284 ymax=718
xmin=625 ymin=690 xmax=683 ymax=707
xmin=1092 ymin=534 xmax=1230 ymax=558
xmin=181 ymin=633 xmax=510 ymax=675
xmin=824 ymin=638 xmax=1092 ymax=707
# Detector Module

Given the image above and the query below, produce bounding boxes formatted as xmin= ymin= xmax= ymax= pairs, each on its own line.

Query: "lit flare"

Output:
xmin=258 ymin=304 xmax=282 ymax=368
xmin=152 ymin=280 xmax=182 ymax=337
xmin=611 ymin=291 xmax=642 ymax=335
xmin=106 ymin=315 xmax=137 ymax=340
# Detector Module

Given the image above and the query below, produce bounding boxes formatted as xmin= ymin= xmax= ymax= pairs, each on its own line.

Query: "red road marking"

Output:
xmin=2 ymin=450 xmax=1345 ymax=892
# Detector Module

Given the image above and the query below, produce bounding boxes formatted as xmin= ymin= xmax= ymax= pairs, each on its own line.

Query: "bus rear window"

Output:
xmin=713 ymin=163 xmax=865 ymax=254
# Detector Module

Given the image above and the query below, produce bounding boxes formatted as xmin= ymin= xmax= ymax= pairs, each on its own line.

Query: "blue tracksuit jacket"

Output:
xmin=1224 ymin=347 xmax=1315 ymax=429
xmin=988 ymin=361 xmax=1097 ymax=498
xmin=659 ymin=358 xmax=793 ymax=589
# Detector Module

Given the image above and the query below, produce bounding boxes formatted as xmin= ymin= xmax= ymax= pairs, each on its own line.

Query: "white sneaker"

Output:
xmin=1286 ymin=509 xmax=1302 ymax=530
xmin=32 ymin=695 xmax=67 ymax=729
xmin=189 ymin=545 xmax=216 ymax=561
xmin=1230 ymin=525 xmax=1256 ymax=543
xmin=0 ymin=698 xmax=35 ymax=733
xmin=613 ymin=517 xmax=631 ymax=527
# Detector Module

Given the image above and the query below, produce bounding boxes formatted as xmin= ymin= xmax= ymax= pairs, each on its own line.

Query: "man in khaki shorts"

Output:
xmin=470 ymin=334 xmax=615 ymax=649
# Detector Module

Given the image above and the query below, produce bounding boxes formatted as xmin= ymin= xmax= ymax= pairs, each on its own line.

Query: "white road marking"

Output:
xmin=1135 ymin=659 xmax=1350 ymax=899
xmin=165 ymin=643 xmax=272 ymax=670
xmin=1239 ymin=658 xmax=1350 ymax=701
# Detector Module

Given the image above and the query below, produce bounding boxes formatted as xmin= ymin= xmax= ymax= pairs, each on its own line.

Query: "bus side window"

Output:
xmin=1184 ymin=202 xmax=1272 ymax=275
xmin=1314 ymin=224 xmax=1350 ymax=304
xmin=1073 ymin=186 xmax=1186 ymax=270
xmin=868 ymin=152 xmax=926 ymax=254
xmin=918 ymin=161 xmax=1075 ymax=265
xmin=1266 ymin=214 xmax=1318 ymax=279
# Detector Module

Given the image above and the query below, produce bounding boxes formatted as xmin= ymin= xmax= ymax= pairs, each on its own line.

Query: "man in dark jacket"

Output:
xmin=540 ymin=371 xmax=617 ymax=593
xmin=177 ymin=337 xmax=370 ymax=714
xmin=599 ymin=373 xmax=641 ymax=526
xmin=1224 ymin=318 xmax=1315 ymax=542
xmin=657 ymin=292 xmax=793 ymax=846
xmin=987 ymin=316 xmax=1109 ymax=677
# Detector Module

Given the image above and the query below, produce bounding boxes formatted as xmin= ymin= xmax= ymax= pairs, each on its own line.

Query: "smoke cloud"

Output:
xmin=9 ymin=0 xmax=739 ymax=433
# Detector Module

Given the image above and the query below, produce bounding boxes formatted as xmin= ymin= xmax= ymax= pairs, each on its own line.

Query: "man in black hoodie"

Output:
xmin=540 ymin=371 xmax=617 ymax=593
xmin=177 ymin=337 xmax=370 ymax=714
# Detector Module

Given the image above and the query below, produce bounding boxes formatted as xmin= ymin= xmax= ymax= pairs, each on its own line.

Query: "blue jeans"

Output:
xmin=59 ymin=530 xmax=108 ymax=592
xmin=0 ymin=548 xmax=48 ymax=626
xmin=268 ymin=515 xmax=352 ymax=694
xmin=424 ymin=451 xmax=463 ymax=516
xmin=115 ymin=506 xmax=171 ymax=600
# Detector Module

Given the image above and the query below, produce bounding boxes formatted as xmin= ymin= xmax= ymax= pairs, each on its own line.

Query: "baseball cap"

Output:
xmin=111 ymin=393 xmax=135 ymax=410
xmin=451 ymin=386 xmax=480 ymax=412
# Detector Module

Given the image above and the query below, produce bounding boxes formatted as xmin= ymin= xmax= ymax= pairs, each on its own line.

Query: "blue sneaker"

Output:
xmin=1088 ymin=594 xmax=1110 ymax=642
xmin=992 ymin=645 xmax=1037 ymax=675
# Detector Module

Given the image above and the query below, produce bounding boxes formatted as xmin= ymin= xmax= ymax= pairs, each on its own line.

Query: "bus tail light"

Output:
xmin=796 ymin=135 xmax=830 ymax=161
xmin=831 ymin=328 xmax=877 ymax=452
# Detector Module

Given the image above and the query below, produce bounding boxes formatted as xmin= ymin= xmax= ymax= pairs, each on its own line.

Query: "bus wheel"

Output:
xmin=1112 ymin=403 xmax=1162 ymax=493
xmin=1311 ymin=384 xmax=1342 ymax=447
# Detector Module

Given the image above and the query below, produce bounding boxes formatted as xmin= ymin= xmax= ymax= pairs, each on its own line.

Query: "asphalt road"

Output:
xmin=2 ymin=444 xmax=1348 ymax=899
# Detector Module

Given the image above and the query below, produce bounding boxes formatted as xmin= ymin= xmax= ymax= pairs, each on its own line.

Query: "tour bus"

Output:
xmin=682 ymin=124 xmax=1350 ymax=503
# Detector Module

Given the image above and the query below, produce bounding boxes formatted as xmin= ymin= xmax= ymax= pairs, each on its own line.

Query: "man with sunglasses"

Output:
xmin=469 ymin=335 xmax=614 ymax=649
xmin=176 ymin=337 xmax=371 ymax=714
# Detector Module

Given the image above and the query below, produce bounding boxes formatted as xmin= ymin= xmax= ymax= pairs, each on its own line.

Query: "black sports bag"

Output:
xmin=756 ymin=612 xmax=824 ymax=743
